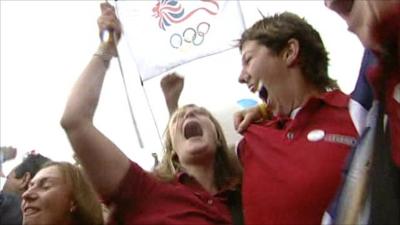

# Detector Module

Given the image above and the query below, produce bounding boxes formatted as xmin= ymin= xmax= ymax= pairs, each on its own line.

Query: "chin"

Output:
xmin=23 ymin=218 xmax=37 ymax=225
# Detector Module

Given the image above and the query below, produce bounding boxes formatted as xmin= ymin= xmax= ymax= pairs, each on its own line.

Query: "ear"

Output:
xmin=172 ymin=152 xmax=179 ymax=162
xmin=215 ymin=134 xmax=223 ymax=147
xmin=283 ymin=38 xmax=299 ymax=67
xmin=70 ymin=201 xmax=77 ymax=213
xmin=20 ymin=172 xmax=32 ymax=191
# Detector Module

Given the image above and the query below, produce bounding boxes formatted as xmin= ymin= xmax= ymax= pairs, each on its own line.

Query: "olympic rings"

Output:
xmin=183 ymin=27 xmax=196 ymax=43
xmin=197 ymin=22 xmax=210 ymax=36
xmin=169 ymin=22 xmax=211 ymax=49
xmin=170 ymin=33 xmax=182 ymax=49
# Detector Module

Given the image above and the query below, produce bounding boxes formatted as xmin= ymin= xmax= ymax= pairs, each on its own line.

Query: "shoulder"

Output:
xmin=0 ymin=193 xmax=23 ymax=225
xmin=320 ymin=90 xmax=351 ymax=108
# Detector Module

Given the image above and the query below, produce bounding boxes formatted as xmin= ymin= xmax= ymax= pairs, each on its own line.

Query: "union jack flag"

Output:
xmin=153 ymin=0 xmax=219 ymax=31
xmin=322 ymin=49 xmax=376 ymax=225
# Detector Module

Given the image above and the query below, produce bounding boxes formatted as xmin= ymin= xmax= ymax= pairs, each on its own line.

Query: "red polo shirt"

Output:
xmin=369 ymin=5 xmax=400 ymax=166
xmin=238 ymin=90 xmax=358 ymax=225
xmin=104 ymin=162 xmax=233 ymax=225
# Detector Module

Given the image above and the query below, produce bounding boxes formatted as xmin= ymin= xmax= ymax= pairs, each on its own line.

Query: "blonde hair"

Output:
xmin=153 ymin=104 xmax=242 ymax=190
xmin=41 ymin=161 xmax=103 ymax=225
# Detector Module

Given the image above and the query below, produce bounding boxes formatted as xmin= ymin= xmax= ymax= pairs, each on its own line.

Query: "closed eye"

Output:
xmin=243 ymin=56 xmax=252 ymax=66
xmin=246 ymin=57 xmax=252 ymax=65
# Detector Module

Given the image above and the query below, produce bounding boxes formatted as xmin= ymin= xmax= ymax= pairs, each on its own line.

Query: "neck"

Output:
xmin=183 ymin=163 xmax=217 ymax=194
xmin=268 ymin=71 xmax=322 ymax=117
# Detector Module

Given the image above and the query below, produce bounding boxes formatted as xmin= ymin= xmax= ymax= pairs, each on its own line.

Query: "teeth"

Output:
xmin=25 ymin=208 xmax=39 ymax=215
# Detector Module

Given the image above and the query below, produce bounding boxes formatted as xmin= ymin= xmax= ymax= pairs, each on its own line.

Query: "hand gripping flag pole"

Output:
xmin=100 ymin=0 xmax=144 ymax=148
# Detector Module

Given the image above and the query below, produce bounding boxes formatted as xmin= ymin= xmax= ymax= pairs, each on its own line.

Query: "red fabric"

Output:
xmin=238 ymin=90 xmax=358 ymax=225
xmin=104 ymin=162 xmax=233 ymax=225
xmin=368 ymin=5 xmax=400 ymax=166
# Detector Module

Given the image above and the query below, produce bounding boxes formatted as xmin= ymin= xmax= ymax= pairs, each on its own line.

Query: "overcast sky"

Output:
xmin=0 ymin=1 xmax=363 ymax=177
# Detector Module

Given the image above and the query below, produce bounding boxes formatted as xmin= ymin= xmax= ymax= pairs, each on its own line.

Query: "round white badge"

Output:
xmin=393 ymin=83 xmax=400 ymax=104
xmin=307 ymin=129 xmax=325 ymax=142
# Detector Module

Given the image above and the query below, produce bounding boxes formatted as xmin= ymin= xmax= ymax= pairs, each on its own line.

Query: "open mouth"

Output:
xmin=183 ymin=120 xmax=203 ymax=139
xmin=23 ymin=206 xmax=40 ymax=216
xmin=249 ymin=84 xmax=258 ymax=93
xmin=249 ymin=80 xmax=260 ymax=93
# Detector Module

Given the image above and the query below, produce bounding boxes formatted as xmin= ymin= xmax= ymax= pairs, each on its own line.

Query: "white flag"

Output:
xmin=115 ymin=0 xmax=246 ymax=81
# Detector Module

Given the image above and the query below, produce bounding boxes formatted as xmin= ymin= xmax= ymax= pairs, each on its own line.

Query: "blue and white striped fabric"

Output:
xmin=322 ymin=49 xmax=377 ymax=225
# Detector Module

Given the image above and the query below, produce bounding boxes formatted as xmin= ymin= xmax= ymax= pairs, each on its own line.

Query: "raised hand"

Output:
xmin=161 ymin=73 xmax=184 ymax=115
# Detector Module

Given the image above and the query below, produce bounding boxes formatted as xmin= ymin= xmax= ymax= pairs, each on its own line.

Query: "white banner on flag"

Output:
xmin=115 ymin=0 xmax=246 ymax=81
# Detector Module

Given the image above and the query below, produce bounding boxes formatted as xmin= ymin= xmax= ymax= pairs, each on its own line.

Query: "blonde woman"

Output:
xmin=60 ymin=3 xmax=242 ymax=225
xmin=21 ymin=162 xmax=103 ymax=225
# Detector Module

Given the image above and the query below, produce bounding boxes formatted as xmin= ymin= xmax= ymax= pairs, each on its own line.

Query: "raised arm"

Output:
xmin=60 ymin=3 xmax=128 ymax=198
xmin=160 ymin=73 xmax=184 ymax=115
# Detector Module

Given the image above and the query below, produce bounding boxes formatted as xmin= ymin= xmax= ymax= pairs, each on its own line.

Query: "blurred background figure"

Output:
xmin=3 ymin=152 xmax=51 ymax=195
xmin=1 ymin=146 xmax=17 ymax=178
xmin=1 ymin=146 xmax=19 ymax=225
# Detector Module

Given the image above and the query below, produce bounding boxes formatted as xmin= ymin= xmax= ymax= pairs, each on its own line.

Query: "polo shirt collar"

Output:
xmin=311 ymin=89 xmax=349 ymax=108
xmin=175 ymin=171 xmax=238 ymax=194
xmin=274 ymin=90 xmax=349 ymax=121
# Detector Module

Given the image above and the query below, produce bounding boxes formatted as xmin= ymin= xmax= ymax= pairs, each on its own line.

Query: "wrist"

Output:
xmin=257 ymin=102 xmax=269 ymax=119
xmin=93 ymin=43 xmax=115 ymax=68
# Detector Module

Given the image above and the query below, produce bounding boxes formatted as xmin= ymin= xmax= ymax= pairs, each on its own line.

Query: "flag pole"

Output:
xmin=112 ymin=0 xmax=166 ymax=160
xmin=101 ymin=0 xmax=144 ymax=148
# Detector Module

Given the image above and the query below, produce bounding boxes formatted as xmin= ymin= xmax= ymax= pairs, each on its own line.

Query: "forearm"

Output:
xmin=61 ymin=43 xmax=111 ymax=129
xmin=61 ymin=42 xmax=130 ymax=196
xmin=60 ymin=2 xmax=131 ymax=198
xmin=166 ymin=99 xmax=179 ymax=116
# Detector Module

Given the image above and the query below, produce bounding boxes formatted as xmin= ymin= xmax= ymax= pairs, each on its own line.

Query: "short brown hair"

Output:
xmin=239 ymin=12 xmax=337 ymax=90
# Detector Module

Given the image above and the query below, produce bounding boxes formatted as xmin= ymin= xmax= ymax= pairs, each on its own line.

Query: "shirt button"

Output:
xmin=287 ymin=132 xmax=294 ymax=140
xmin=207 ymin=199 xmax=213 ymax=205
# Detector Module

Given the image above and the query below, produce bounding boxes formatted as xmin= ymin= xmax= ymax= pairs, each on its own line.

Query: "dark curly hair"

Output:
xmin=14 ymin=152 xmax=51 ymax=179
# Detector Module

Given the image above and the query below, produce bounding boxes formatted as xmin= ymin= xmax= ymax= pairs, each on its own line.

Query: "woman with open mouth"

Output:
xmin=60 ymin=2 xmax=242 ymax=225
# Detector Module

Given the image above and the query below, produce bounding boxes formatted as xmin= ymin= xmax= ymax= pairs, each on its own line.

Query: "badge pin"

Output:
xmin=307 ymin=129 xmax=325 ymax=142
xmin=393 ymin=83 xmax=400 ymax=104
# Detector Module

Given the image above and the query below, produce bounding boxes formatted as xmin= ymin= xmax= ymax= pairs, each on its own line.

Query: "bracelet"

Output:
xmin=258 ymin=102 xmax=269 ymax=118
xmin=93 ymin=46 xmax=114 ymax=68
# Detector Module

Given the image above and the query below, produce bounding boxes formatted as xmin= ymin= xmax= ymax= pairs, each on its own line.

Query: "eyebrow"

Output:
xmin=241 ymin=52 xmax=248 ymax=62
xmin=242 ymin=50 xmax=253 ymax=63
xmin=30 ymin=176 xmax=61 ymax=187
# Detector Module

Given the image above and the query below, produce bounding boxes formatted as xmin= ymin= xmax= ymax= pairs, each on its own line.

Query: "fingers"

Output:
xmin=237 ymin=114 xmax=253 ymax=134
xmin=100 ymin=2 xmax=114 ymax=12
xmin=161 ymin=73 xmax=184 ymax=88
xmin=234 ymin=106 xmax=264 ymax=133
xmin=166 ymin=72 xmax=183 ymax=80
xmin=161 ymin=74 xmax=174 ymax=88
xmin=98 ymin=3 xmax=122 ymax=42
xmin=233 ymin=111 xmax=245 ymax=133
